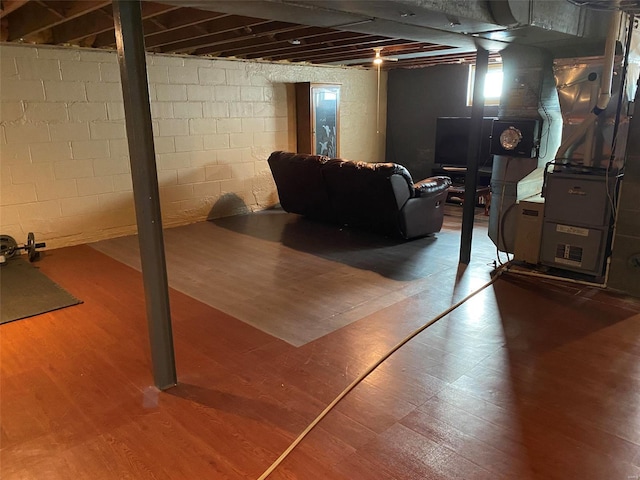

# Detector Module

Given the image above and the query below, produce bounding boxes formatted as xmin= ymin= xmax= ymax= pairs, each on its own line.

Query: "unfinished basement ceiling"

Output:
xmin=0 ymin=1 xmax=624 ymax=69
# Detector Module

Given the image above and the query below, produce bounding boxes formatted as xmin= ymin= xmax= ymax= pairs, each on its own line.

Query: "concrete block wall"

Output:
xmin=0 ymin=44 xmax=385 ymax=248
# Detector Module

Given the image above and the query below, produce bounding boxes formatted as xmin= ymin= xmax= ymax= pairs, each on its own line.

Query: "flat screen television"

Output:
xmin=434 ymin=117 xmax=495 ymax=173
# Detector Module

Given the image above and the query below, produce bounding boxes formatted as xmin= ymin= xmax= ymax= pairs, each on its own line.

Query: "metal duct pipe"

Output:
xmin=554 ymin=109 xmax=597 ymax=161
xmin=555 ymin=10 xmax=621 ymax=161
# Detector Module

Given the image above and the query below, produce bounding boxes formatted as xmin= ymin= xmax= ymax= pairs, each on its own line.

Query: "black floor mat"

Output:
xmin=0 ymin=257 xmax=81 ymax=325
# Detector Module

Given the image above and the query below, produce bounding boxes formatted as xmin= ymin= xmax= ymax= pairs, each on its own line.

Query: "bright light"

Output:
xmin=484 ymin=69 xmax=503 ymax=100
xmin=467 ymin=62 xmax=503 ymax=106
xmin=373 ymin=47 xmax=383 ymax=65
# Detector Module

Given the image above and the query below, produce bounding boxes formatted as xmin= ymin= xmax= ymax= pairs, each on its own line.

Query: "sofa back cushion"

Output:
xmin=321 ymin=160 xmax=412 ymax=233
xmin=268 ymin=151 xmax=335 ymax=220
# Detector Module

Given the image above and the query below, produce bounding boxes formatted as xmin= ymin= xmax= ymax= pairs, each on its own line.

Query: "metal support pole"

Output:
xmin=112 ymin=0 xmax=177 ymax=390
xmin=459 ymin=46 xmax=488 ymax=265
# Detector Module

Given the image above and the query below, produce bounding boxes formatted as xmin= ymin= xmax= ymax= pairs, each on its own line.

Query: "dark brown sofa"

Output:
xmin=267 ymin=151 xmax=451 ymax=239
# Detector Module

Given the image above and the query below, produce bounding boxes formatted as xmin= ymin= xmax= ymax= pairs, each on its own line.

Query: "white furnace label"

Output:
xmin=556 ymin=224 xmax=589 ymax=237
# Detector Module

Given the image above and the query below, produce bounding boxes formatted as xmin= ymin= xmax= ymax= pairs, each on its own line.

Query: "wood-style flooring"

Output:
xmin=1 ymin=208 xmax=639 ymax=479
xmin=91 ymin=208 xmax=495 ymax=346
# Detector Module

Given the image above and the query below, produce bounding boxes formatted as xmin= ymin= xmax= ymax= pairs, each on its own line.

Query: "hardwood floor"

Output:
xmin=1 ymin=209 xmax=639 ymax=479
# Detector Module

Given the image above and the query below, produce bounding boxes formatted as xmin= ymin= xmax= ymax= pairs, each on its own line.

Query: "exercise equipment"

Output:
xmin=0 ymin=233 xmax=46 ymax=264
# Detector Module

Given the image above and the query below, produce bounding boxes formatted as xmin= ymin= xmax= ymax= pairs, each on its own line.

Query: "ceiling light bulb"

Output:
xmin=374 ymin=58 xmax=383 ymax=65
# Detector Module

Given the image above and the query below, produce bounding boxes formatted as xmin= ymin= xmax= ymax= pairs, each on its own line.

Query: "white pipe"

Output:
xmin=504 ymin=265 xmax=606 ymax=288
xmin=596 ymin=10 xmax=620 ymax=111
xmin=555 ymin=11 xmax=621 ymax=161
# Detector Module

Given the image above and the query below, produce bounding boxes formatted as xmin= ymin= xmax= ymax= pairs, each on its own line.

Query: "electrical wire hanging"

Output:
xmin=376 ymin=60 xmax=381 ymax=134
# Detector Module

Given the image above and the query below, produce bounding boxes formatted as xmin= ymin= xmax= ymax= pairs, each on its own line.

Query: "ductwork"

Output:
xmin=488 ymin=0 xmax=594 ymax=35
xmin=554 ymin=11 xmax=622 ymax=164
xmin=161 ymin=0 xmax=612 ymax=60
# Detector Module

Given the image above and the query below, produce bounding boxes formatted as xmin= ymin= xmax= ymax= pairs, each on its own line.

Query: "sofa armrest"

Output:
xmin=413 ymin=176 xmax=451 ymax=197
xmin=399 ymin=186 xmax=449 ymax=239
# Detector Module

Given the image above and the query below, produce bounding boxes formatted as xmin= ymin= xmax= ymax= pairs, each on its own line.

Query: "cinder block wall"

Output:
xmin=0 ymin=44 xmax=385 ymax=248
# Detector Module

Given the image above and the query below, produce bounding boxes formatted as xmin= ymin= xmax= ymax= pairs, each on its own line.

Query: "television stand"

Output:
xmin=447 ymin=185 xmax=491 ymax=216
xmin=432 ymin=165 xmax=492 ymax=187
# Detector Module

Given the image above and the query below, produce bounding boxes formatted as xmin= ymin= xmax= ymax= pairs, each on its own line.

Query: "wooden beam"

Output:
xmin=286 ymin=40 xmax=419 ymax=64
xmin=306 ymin=43 xmax=447 ymax=64
xmin=112 ymin=0 xmax=177 ymax=390
xmin=52 ymin=6 xmax=113 ymax=43
xmin=7 ymin=0 xmax=110 ymax=40
xmin=0 ymin=0 xmax=28 ymax=19
xmin=170 ymin=22 xmax=308 ymax=55
xmin=143 ymin=7 xmax=228 ymax=38
xmin=147 ymin=15 xmax=268 ymax=50
xmin=379 ymin=51 xmax=499 ymax=69
xmin=209 ymin=26 xmax=345 ymax=57
xmin=37 ymin=0 xmax=66 ymax=20
xmin=240 ymin=32 xmax=383 ymax=60
xmin=51 ymin=2 xmax=179 ymax=44
xmin=89 ymin=2 xmax=191 ymax=48
xmin=93 ymin=6 xmax=229 ymax=48
xmin=243 ymin=31 xmax=370 ymax=60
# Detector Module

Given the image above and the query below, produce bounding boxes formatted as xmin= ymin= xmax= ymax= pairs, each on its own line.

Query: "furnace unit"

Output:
xmin=540 ymin=166 xmax=618 ymax=277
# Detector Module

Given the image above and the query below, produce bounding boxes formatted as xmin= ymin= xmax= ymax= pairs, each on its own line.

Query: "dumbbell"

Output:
xmin=0 ymin=232 xmax=46 ymax=263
